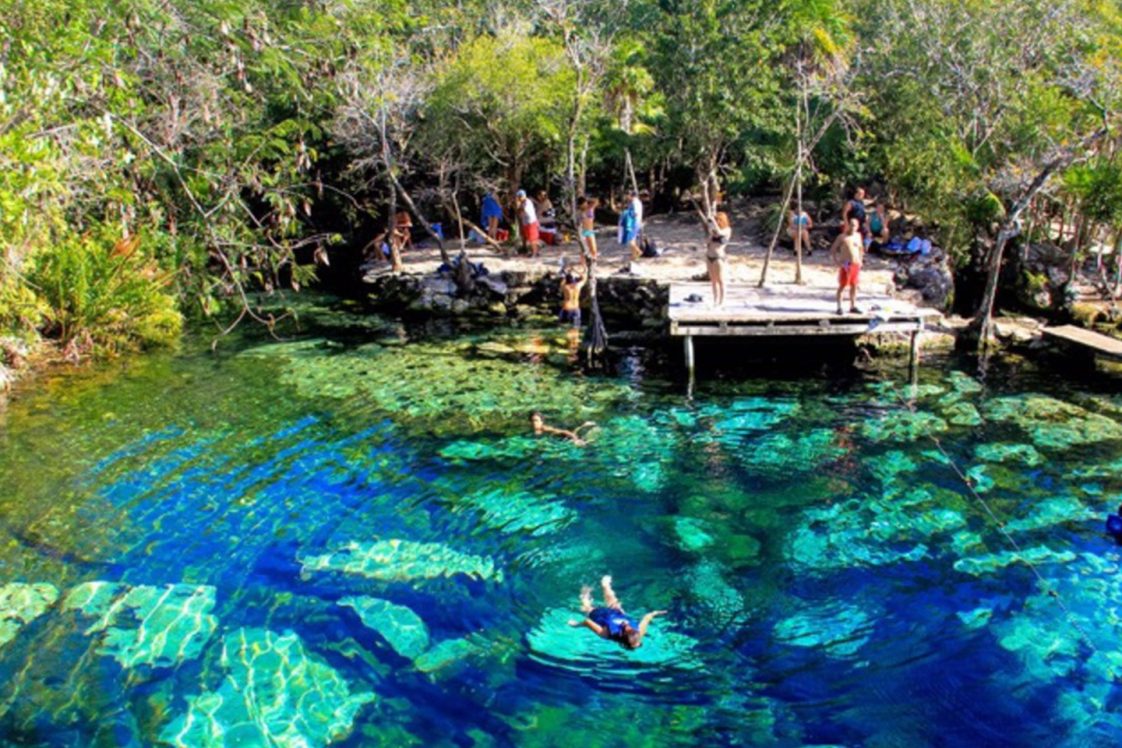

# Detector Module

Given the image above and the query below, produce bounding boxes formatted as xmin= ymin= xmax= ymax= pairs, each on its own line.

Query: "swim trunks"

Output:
xmin=522 ymin=221 xmax=540 ymax=243
xmin=559 ymin=308 xmax=581 ymax=328
xmin=838 ymin=262 xmax=861 ymax=288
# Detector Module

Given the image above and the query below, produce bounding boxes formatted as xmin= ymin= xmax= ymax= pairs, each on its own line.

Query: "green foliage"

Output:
xmin=28 ymin=228 xmax=182 ymax=356
xmin=854 ymin=0 xmax=1121 ymax=265
xmin=1063 ymin=160 xmax=1122 ymax=228
xmin=1 ymin=0 xmax=1120 ymax=349
xmin=427 ymin=30 xmax=576 ymax=187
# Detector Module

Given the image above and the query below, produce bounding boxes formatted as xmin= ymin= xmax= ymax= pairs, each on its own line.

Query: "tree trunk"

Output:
xmin=388 ymin=172 xmax=450 ymax=266
xmin=758 ymin=175 xmax=797 ymax=287
xmin=624 ymin=147 xmax=640 ymax=195
xmin=794 ymin=67 xmax=807 ymax=286
xmin=1113 ymin=229 xmax=1122 ymax=298
xmin=451 ymin=190 xmax=467 ymax=251
xmin=386 ymin=175 xmax=401 ymax=273
xmin=758 ymin=105 xmax=847 ymax=287
xmin=972 ymin=127 xmax=1109 ymax=350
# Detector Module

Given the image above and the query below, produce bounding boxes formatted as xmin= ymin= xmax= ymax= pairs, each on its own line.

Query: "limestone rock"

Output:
xmin=0 ymin=582 xmax=59 ymax=649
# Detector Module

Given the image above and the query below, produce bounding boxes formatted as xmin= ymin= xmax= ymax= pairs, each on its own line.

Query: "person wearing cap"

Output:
xmin=516 ymin=189 xmax=541 ymax=257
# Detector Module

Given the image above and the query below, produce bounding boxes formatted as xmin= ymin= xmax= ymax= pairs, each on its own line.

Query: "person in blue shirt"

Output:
xmin=619 ymin=190 xmax=642 ymax=260
xmin=480 ymin=192 xmax=504 ymax=240
xmin=787 ymin=207 xmax=813 ymax=256
xmin=568 ymin=575 xmax=667 ymax=650
xmin=841 ymin=186 xmax=868 ymax=234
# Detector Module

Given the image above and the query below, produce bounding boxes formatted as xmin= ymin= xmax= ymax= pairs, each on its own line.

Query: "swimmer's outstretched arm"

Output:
xmin=567 ymin=618 xmax=606 ymax=637
xmin=541 ymin=424 xmax=585 ymax=445
xmin=635 ymin=610 xmax=668 ymax=643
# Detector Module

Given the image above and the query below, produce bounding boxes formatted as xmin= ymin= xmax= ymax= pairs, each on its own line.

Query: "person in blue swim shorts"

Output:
xmin=568 ymin=575 xmax=667 ymax=650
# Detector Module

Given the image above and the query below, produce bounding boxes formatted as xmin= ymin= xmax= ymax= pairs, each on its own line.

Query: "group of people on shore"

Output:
xmin=697 ymin=185 xmax=889 ymax=314
xmin=381 ymin=184 xmax=889 ymax=325
xmin=478 ymin=188 xmax=644 ymax=261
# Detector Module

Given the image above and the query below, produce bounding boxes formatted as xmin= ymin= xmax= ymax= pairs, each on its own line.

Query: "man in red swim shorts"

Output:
xmin=516 ymin=189 xmax=541 ymax=257
xmin=831 ymin=217 xmax=864 ymax=314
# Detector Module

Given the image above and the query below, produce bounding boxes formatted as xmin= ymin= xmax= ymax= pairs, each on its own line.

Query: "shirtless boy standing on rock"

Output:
xmin=831 ymin=217 xmax=864 ymax=315
xmin=559 ymin=267 xmax=585 ymax=329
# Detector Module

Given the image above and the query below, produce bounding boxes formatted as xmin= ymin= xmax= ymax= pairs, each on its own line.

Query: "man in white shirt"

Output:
xmin=516 ymin=189 xmax=541 ymax=257
xmin=630 ymin=190 xmax=643 ymax=228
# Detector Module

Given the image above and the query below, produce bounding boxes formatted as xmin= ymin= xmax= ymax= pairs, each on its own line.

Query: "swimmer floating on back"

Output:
xmin=568 ymin=575 xmax=667 ymax=650
xmin=530 ymin=411 xmax=595 ymax=446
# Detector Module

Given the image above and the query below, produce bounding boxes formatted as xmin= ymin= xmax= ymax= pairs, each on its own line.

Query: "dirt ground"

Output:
xmin=377 ymin=209 xmax=901 ymax=298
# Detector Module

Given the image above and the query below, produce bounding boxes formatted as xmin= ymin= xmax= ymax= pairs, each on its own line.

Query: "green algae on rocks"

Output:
xmin=773 ymin=600 xmax=875 ymax=657
xmin=452 ymin=487 xmax=577 ymax=537
xmin=0 ymin=582 xmax=59 ymax=649
xmin=161 ymin=627 xmax=376 ymax=747
xmin=300 ymin=539 xmax=500 ymax=583
xmin=339 ymin=596 xmax=430 ymax=659
xmin=239 ymin=337 xmax=630 ymax=437
xmin=62 ymin=582 xmax=217 ymax=669
xmin=984 ymin=394 xmax=1122 ymax=449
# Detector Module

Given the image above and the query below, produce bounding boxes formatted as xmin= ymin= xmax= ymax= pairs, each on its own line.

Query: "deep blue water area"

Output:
xmin=0 ymin=300 xmax=1120 ymax=746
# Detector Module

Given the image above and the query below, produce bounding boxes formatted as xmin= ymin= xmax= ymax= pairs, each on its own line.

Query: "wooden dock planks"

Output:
xmin=667 ymin=283 xmax=939 ymax=337
xmin=1042 ymin=325 xmax=1122 ymax=360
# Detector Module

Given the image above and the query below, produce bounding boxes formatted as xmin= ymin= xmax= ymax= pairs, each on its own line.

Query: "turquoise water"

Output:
xmin=1 ymin=300 xmax=1121 ymax=746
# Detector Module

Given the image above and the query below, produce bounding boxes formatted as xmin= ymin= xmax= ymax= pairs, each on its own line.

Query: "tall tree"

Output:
xmin=855 ymin=0 xmax=1121 ymax=348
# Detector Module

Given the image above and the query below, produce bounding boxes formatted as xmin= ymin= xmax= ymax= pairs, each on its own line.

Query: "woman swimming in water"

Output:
xmin=567 ymin=575 xmax=667 ymax=650
xmin=530 ymin=411 xmax=595 ymax=445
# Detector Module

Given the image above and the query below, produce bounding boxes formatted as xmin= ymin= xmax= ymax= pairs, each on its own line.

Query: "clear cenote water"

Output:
xmin=0 ymin=297 xmax=1121 ymax=747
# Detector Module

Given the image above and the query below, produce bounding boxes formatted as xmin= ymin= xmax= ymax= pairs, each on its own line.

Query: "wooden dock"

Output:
xmin=668 ymin=283 xmax=941 ymax=378
xmin=1042 ymin=324 xmax=1122 ymax=361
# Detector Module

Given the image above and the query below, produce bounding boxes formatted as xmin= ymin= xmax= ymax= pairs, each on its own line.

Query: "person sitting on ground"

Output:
xmin=619 ymin=189 xmax=642 ymax=261
xmin=867 ymin=198 xmax=889 ymax=249
xmin=700 ymin=208 xmax=732 ymax=307
xmin=841 ymin=186 xmax=867 ymax=234
xmin=577 ymin=196 xmax=599 ymax=260
xmin=559 ymin=266 xmax=585 ymax=329
xmin=363 ymin=231 xmax=389 ymax=264
xmin=536 ymin=190 xmax=557 ymax=230
xmin=529 ymin=411 xmax=595 ymax=445
xmin=567 ymin=575 xmax=668 ymax=650
xmin=787 ymin=207 xmax=813 ymax=255
xmin=516 ymin=189 xmax=541 ymax=257
xmin=831 ymin=217 xmax=864 ymax=315
xmin=393 ymin=210 xmax=413 ymax=252
xmin=480 ymin=192 xmax=504 ymax=240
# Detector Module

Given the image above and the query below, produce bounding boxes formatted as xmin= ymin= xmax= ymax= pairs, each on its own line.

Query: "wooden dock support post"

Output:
xmin=684 ymin=334 xmax=695 ymax=386
xmin=908 ymin=329 xmax=920 ymax=382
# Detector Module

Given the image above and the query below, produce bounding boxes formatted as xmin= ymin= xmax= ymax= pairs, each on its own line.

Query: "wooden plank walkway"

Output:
xmin=1042 ymin=325 xmax=1122 ymax=361
xmin=668 ymin=283 xmax=940 ymax=337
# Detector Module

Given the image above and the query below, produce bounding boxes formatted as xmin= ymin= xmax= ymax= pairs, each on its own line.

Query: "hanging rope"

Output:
xmin=892 ymin=386 xmax=1099 ymax=653
xmin=585 ymin=288 xmax=609 ymax=362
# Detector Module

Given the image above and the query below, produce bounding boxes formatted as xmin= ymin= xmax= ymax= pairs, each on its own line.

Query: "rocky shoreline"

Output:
xmin=363 ymin=266 xmax=671 ymax=334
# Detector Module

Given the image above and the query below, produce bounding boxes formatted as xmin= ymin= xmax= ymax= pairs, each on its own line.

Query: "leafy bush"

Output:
xmin=28 ymin=226 xmax=181 ymax=359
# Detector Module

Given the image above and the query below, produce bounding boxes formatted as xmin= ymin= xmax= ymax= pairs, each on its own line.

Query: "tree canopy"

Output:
xmin=2 ymin=0 xmax=1120 ymax=356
